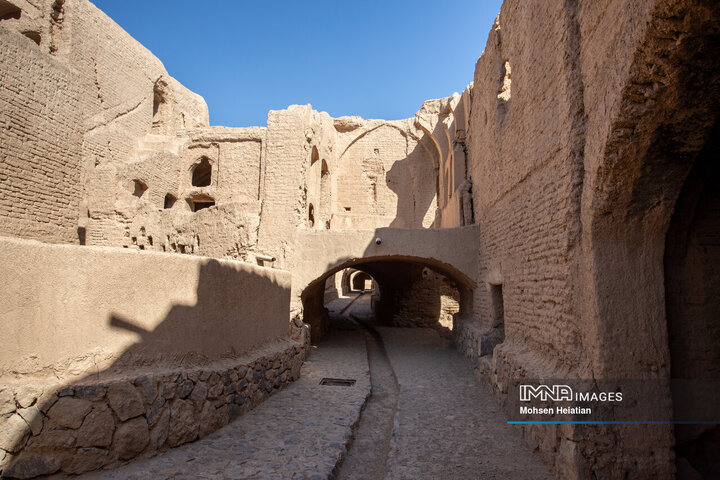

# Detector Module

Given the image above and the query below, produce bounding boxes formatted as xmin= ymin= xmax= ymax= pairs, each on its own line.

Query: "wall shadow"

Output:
xmin=1 ymin=258 xmax=297 ymax=479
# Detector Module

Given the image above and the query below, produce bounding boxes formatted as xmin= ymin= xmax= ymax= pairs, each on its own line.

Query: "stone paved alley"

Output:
xmin=56 ymin=296 xmax=551 ymax=480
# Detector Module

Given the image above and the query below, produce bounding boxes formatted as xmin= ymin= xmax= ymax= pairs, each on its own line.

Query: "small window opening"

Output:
xmin=311 ymin=146 xmax=319 ymax=165
xmin=22 ymin=31 xmax=40 ymax=45
xmin=0 ymin=1 xmax=21 ymax=20
xmin=191 ymin=157 xmax=212 ymax=187
xmin=490 ymin=284 xmax=505 ymax=343
xmin=164 ymin=193 xmax=176 ymax=209
xmin=132 ymin=180 xmax=147 ymax=198
xmin=152 ymin=80 xmax=167 ymax=132
xmin=308 ymin=203 xmax=315 ymax=228
xmin=344 ymin=207 xmax=351 ymax=212
xmin=187 ymin=195 xmax=215 ymax=212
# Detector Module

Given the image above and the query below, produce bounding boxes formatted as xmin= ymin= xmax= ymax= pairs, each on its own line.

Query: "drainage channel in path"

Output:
xmin=335 ymin=295 xmax=399 ymax=480
xmin=53 ymin=311 xmax=371 ymax=480
xmin=333 ymin=294 xmax=554 ymax=480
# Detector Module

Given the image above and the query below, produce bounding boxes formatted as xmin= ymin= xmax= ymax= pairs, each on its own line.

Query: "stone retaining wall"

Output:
xmin=0 ymin=340 xmax=305 ymax=479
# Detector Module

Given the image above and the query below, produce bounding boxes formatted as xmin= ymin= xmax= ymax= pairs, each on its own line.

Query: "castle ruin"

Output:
xmin=1 ymin=0 xmax=718 ymax=478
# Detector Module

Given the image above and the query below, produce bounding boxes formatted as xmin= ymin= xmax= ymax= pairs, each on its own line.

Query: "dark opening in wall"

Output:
xmin=22 ymin=31 xmax=40 ymax=45
xmin=132 ymin=180 xmax=147 ymax=198
xmin=308 ymin=203 xmax=315 ymax=228
xmin=491 ymin=283 xmax=505 ymax=343
xmin=351 ymin=272 xmax=373 ymax=291
xmin=152 ymin=80 xmax=167 ymax=132
xmin=187 ymin=195 xmax=215 ymax=212
xmin=164 ymin=194 xmax=176 ymax=209
xmin=320 ymin=160 xmax=330 ymax=230
xmin=311 ymin=146 xmax=319 ymax=165
xmin=0 ymin=0 xmax=21 ymax=20
xmin=191 ymin=157 xmax=212 ymax=187
xmin=153 ymin=92 xmax=162 ymax=117
xmin=665 ymin=121 xmax=720 ymax=478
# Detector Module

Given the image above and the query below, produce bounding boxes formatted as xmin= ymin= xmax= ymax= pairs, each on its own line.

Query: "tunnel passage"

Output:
xmin=301 ymin=256 xmax=472 ymax=341
xmin=665 ymin=120 xmax=720 ymax=478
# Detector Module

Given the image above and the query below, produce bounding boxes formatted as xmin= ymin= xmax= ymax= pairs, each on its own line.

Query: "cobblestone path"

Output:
xmin=339 ymin=296 xmax=553 ymax=480
xmin=57 ymin=295 xmax=552 ymax=479
xmin=336 ymin=301 xmax=399 ymax=480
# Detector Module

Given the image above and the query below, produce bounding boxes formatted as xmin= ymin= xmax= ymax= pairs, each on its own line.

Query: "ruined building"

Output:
xmin=1 ymin=0 xmax=718 ymax=478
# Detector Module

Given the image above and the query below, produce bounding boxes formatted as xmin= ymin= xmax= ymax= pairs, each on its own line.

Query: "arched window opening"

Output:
xmin=191 ymin=157 xmax=212 ymax=187
xmin=187 ymin=195 xmax=215 ymax=212
xmin=311 ymin=146 xmax=319 ymax=165
xmin=308 ymin=203 xmax=315 ymax=228
xmin=0 ymin=1 xmax=21 ymax=20
xmin=132 ymin=180 xmax=147 ymax=198
xmin=320 ymin=160 xmax=330 ymax=229
xmin=163 ymin=193 xmax=176 ymax=209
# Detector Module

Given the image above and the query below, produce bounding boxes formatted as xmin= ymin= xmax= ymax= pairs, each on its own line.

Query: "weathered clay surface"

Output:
xmin=1 ymin=0 xmax=718 ymax=478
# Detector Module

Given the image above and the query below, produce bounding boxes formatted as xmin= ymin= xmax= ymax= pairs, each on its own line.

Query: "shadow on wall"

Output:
xmin=337 ymin=124 xmax=437 ymax=229
xmin=0 ymin=258 xmax=301 ymax=479
xmin=385 ymin=138 xmax=438 ymax=228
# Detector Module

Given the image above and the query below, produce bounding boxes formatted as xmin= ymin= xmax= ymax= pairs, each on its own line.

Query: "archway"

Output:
xmin=577 ymin=5 xmax=720 ymax=475
xmin=664 ymin=120 xmax=720 ymax=478
xmin=350 ymin=271 xmax=373 ymax=291
xmin=300 ymin=256 xmax=471 ymax=341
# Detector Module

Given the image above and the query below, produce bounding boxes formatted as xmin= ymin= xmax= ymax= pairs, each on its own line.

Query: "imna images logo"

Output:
xmin=519 ymin=384 xmax=573 ymax=402
xmin=519 ymin=384 xmax=623 ymax=403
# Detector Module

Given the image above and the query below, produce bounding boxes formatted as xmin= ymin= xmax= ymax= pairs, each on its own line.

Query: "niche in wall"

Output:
xmin=0 ymin=0 xmax=21 ymax=20
xmin=164 ymin=193 xmax=176 ymax=209
xmin=191 ymin=157 xmax=212 ymax=187
xmin=132 ymin=180 xmax=147 ymax=198
xmin=187 ymin=195 xmax=215 ymax=212
xmin=490 ymin=283 xmax=505 ymax=344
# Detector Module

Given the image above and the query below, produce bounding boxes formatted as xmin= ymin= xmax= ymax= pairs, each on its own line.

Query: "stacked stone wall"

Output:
xmin=0 ymin=341 xmax=304 ymax=479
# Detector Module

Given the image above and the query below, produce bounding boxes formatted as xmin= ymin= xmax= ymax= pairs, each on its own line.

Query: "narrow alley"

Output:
xmin=59 ymin=294 xmax=551 ymax=480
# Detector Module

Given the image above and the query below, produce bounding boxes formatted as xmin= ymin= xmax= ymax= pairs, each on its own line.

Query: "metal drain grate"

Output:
xmin=320 ymin=377 xmax=356 ymax=387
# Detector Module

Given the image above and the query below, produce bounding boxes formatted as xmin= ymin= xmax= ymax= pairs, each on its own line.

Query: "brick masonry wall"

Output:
xmin=392 ymin=268 xmax=459 ymax=329
xmin=0 ymin=25 xmax=83 ymax=244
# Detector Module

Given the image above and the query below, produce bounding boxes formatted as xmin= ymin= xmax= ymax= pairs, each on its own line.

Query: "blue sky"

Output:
xmin=92 ymin=1 xmax=503 ymax=127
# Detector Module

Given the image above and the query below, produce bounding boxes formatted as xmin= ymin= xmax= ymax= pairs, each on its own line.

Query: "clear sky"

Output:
xmin=92 ymin=1 xmax=503 ymax=128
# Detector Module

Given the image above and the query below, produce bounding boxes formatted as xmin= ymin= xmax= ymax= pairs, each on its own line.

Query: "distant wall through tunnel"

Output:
xmin=300 ymin=256 xmax=470 ymax=341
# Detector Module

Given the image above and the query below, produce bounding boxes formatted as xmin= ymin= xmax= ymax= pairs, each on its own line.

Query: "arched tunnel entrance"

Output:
xmin=664 ymin=119 xmax=720 ymax=478
xmin=300 ymin=256 xmax=473 ymax=341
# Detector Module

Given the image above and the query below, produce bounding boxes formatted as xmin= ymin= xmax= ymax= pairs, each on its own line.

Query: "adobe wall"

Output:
xmin=0 ymin=23 xmax=82 ymax=244
xmin=0 ymin=237 xmax=303 ymax=477
xmin=2 ymin=0 xmax=718 ymax=477
xmin=448 ymin=0 xmax=719 ymax=478
xmin=88 ymin=126 xmax=266 ymax=261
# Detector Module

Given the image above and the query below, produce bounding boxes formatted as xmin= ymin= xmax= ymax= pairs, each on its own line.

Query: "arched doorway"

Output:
xmin=665 ymin=120 xmax=720 ymax=478
xmin=300 ymin=256 xmax=471 ymax=341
